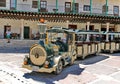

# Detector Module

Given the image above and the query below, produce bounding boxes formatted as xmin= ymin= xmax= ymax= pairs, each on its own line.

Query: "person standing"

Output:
xmin=6 ymin=29 xmax=11 ymax=43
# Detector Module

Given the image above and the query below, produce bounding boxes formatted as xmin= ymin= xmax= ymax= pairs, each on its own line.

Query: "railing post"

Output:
xmin=38 ymin=0 xmax=40 ymax=12
xmin=56 ymin=0 xmax=58 ymax=13
xmin=105 ymin=0 xmax=108 ymax=16
xmin=72 ymin=0 xmax=75 ymax=13
xmin=90 ymin=0 xmax=92 ymax=15
xmin=15 ymin=0 xmax=17 ymax=10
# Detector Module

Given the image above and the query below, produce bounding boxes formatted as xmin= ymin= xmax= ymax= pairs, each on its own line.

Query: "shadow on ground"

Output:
xmin=75 ymin=54 xmax=109 ymax=65
xmin=23 ymin=64 xmax=84 ymax=84
xmin=107 ymin=53 xmax=120 ymax=57
xmin=23 ymin=54 xmax=112 ymax=83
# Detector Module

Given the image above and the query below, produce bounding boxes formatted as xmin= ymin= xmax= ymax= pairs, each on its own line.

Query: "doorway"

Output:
xmin=24 ymin=26 xmax=30 ymax=39
xmin=86 ymin=25 xmax=94 ymax=31
xmin=65 ymin=2 xmax=71 ymax=12
xmin=68 ymin=24 xmax=77 ymax=30
xmin=75 ymin=3 xmax=79 ymax=13
xmin=4 ymin=26 xmax=11 ymax=38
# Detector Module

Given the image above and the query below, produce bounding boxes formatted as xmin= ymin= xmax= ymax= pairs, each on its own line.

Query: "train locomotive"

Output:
xmin=22 ymin=28 xmax=77 ymax=74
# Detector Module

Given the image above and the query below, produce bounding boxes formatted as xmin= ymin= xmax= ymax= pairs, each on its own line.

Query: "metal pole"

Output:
xmin=72 ymin=0 xmax=75 ymax=13
xmin=90 ymin=0 xmax=92 ymax=15
xmin=56 ymin=0 xmax=58 ymax=13
xmin=105 ymin=0 xmax=108 ymax=16
xmin=15 ymin=0 xmax=17 ymax=10
xmin=38 ymin=0 xmax=40 ymax=12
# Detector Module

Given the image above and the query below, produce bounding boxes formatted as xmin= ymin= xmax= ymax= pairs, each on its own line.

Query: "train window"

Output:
xmin=67 ymin=34 xmax=73 ymax=44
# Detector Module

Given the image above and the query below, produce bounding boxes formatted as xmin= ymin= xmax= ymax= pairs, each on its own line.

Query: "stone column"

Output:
xmin=66 ymin=20 xmax=69 ymax=28
xmin=86 ymin=22 xmax=90 ymax=42
xmin=20 ymin=19 xmax=24 ymax=40
xmin=106 ymin=22 xmax=109 ymax=42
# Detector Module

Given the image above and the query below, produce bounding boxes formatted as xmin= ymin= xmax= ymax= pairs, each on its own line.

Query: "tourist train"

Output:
xmin=22 ymin=26 xmax=120 ymax=74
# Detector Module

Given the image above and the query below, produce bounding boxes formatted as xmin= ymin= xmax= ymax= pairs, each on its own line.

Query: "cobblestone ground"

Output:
xmin=0 ymin=46 xmax=120 ymax=84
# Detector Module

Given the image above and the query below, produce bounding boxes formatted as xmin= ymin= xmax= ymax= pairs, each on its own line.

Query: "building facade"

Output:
xmin=0 ymin=0 xmax=120 ymax=40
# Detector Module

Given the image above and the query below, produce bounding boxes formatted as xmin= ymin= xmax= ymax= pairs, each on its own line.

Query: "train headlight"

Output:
xmin=53 ymin=45 xmax=59 ymax=52
xmin=44 ymin=61 xmax=49 ymax=68
xmin=23 ymin=55 xmax=29 ymax=65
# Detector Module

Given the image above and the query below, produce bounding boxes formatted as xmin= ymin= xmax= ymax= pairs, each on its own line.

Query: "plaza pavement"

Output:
xmin=0 ymin=39 xmax=120 ymax=84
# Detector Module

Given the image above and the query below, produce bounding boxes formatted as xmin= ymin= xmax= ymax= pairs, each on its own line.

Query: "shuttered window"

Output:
xmin=65 ymin=2 xmax=71 ymax=12
xmin=0 ymin=0 xmax=6 ymax=7
xmin=32 ymin=1 xmax=38 ymax=8
xmin=102 ymin=5 xmax=108 ymax=13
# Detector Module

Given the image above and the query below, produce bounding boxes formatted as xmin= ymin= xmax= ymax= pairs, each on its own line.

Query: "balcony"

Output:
xmin=0 ymin=3 xmax=119 ymax=18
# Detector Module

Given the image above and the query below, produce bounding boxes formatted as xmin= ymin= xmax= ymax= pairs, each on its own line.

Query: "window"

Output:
xmin=83 ymin=5 xmax=90 ymax=11
xmin=40 ymin=1 xmax=47 ymax=9
xmin=75 ymin=3 xmax=79 ymax=13
xmin=66 ymin=2 xmax=71 ymax=8
xmin=113 ymin=6 xmax=119 ymax=16
xmin=0 ymin=0 xmax=6 ymax=7
xmin=85 ymin=25 xmax=94 ymax=30
xmin=102 ymin=5 xmax=108 ymax=13
xmin=101 ymin=28 xmax=106 ymax=31
xmin=65 ymin=2 xmax=71 ymax=12
xmin=32 ymin=1 xmax=38 ymax=8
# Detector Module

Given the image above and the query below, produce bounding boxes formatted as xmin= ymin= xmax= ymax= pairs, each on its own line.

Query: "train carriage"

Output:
xmin=101 ymin=32 xmax=120 ymax=53
xmin=75 ymin=30 xmax=101 ymax=59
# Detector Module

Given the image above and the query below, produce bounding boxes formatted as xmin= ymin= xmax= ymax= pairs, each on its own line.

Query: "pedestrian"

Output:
xmin=6 ymin=29 xmax=11 ymax=43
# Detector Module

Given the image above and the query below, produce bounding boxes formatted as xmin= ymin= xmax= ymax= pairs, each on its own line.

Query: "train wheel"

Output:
xmin=54 ymin=60 xmax=63 ymax=75
xmin=82 ymin=55 xmax=85 ymax=60
xmin=110 ymin=50 xmax=113 ymax=54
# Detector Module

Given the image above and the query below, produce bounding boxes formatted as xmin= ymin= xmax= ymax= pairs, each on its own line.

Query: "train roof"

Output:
xmin=108 ymin=32 xmax=120 ymax=35
xmin=46 ymin=28 xmax=75 ymax=33
xmin=75 ymin=30 xmax=101 ymax=34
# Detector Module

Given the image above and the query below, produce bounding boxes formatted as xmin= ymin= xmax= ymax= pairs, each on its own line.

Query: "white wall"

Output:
xmin=108 ymin=0 xmax=120 ymax=16
xmin=47 ymin=0 xmax=56 ymax=12
xmin=17 ymin=0 xmax=38 ymax=12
